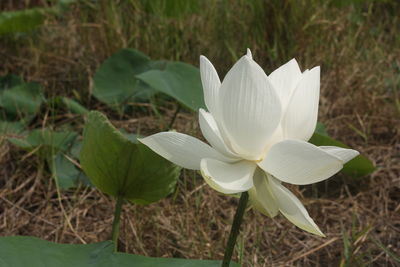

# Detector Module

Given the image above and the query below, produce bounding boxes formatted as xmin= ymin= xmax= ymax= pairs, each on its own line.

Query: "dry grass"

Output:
xmin=0 ymin=0 xmax=399 ymax=266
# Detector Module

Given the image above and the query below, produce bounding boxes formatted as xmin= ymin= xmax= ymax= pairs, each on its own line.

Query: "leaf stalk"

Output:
xmin=111 ymin=195 xmax=124 ymax=252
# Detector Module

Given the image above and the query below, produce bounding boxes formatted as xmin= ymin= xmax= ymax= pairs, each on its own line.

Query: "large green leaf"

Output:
xmin=0 ymin=236 xmax=238 ymax=267
xmin=137 ymin=62 xmax=205 ymax=111
xmin=51 ymin=153 xmax=90 ymax=189
xmin=80 ymin=111 xmax=181 ymax=204
xmin=0 ymin=8 xmax=47 ymax=35
xmin=93 ymin=49 xmax=155 ymax=108
xmin=309 ymin=132 xmax=375 ymax=177
xmin=0 ymin=82 xmax=44 ymax=121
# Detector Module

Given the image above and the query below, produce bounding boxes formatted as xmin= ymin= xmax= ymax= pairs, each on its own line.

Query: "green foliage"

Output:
xmin=0 ymin=8 xmax=47 ymax=35
xmin=140 ymin=0 xmax=200 ymax=18
xmin=51 ymin=153 xmax=89 ymax=189
xmin=60 ymin=97 xmax=89 ymax=115
xmin=339 ymin=217 xmax=375 ymax=267
xmin=0 ymin=75 xmax=44 ymax=124
xmin=330 ymin=0 xmax=384 ymax=8
xmin=80 ymin=111 xmax=181 ymax=204
xmin=8 ymin=129 xmax=78 ymax=154
xmin=0 ymin=1 xmax=78 ymax=36
xmin=137 ymin=62 xmax=205 ymax=111
xmin=93 ymin=48 xmax=204 ymax=111
xmin=46 ymin=96 xmax=88 ymax=117
xmin=309 ymin=132 xmax=375 ymax=177
xmin=315 ymin=122 xmax=329 ymax=136
xmin=0 ymin=74 xmax=23 ymax=89
xmin=0 ymin=82 xmax=44 ymax=121
xmin=8 ymin=129 xmax=83 ymax=189
xmin=0 ymin=75 xmax=44 ymax=122
xmin=0 ymin=75 xmax=44 ymax=127
xmin=0 ymin=74 xmax=87 ymax=189
xmin=92 ymin=44 xmax=266 ymax=113
xmin=0 ymin=236 xmax=238 ymax=267
xmin=371 ymin=238 xmax=400 ymax=263
xmin=93 ymin=49 xmax=154 ymax=109
xmin=0 ymin=121 xmax=24 ymax=135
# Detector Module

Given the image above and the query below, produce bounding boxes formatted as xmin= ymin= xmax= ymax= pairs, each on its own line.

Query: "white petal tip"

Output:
xmin=199 ymin=55 xmax=208 ymax=63
xmin=200 ymin=55 xmax=214 ymax=67
xmin=267 ymin=175 xmax=327 ymax=237
xmin=246 ymin=48 xmax=253 ymax=58
xmin=304 ymin=224 xmax=326 ymax=237
xmin=320 ymin=146 xmax=360 ymax=164
xmin=288 ymin=58 xmax=299 ymax=65
xmin=344 ymin=149 xmax=360 ymax=162
xmin=307 ymin=227 xmax=326 ymax=237
xmin=311 ymin=66 xmax=321 ymax=73
xmin=318 ymin=231 xmax=326 ymax=238
xmin=280 ymin=210 xmax=326 ymax=237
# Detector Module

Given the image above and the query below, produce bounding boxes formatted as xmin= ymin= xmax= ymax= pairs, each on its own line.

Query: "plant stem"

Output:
xmin=168 ymin=104 xmax=181 ymax=130
xmin=221 ymin=191 xmax=249 ymax=267
xmin=111 ymin=195 xmax=124 ymax=252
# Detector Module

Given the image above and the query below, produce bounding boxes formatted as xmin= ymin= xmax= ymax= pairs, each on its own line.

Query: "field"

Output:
xmin=0 ymin=0 xmax=399 ymax=266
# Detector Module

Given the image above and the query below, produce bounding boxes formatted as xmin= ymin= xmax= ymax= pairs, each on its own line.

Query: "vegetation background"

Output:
xmin=0 ymin=0 xmax=399 ymax=266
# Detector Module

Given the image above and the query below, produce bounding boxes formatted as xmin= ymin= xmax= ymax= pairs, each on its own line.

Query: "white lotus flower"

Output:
xmin=139 ymin=49 xmax=359 ymax=236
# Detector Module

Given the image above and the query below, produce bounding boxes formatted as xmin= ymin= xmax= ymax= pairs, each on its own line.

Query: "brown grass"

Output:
xmin=0 ymin=0 xmax=399 ymax=266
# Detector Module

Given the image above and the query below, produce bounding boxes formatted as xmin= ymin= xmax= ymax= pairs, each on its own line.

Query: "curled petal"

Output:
xmin=199 ymin=109 xmax=238 ymax=158
xmin=282 ymin=67 xmax=320 ymax=141
xmin=248 ymin=168 xmax=279 ymax=217
xmin=139 ymin=132 xmax=234 ymax=170
xmin=200 ymin=159 xmax=256 ymax=194
xmin=268 ymin=176 xmax=325 ymax=236
xmin=259 ymin=139 xmax=347 ymax=185
xmin=219 ymin=55 xmax=282 ymax=159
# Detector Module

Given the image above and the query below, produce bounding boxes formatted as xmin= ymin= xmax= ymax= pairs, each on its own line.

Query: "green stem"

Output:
xmin=221 ymin=192 xmax=249 ymax=267
xmin=167 ymin=104 xmax=181 ymax=130
xmin=111 ymin=195 xmax=124 ymax=252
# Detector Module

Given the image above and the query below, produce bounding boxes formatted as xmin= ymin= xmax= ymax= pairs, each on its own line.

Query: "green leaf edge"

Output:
xmin=0 ymin=236 xmax=240 ymax=267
